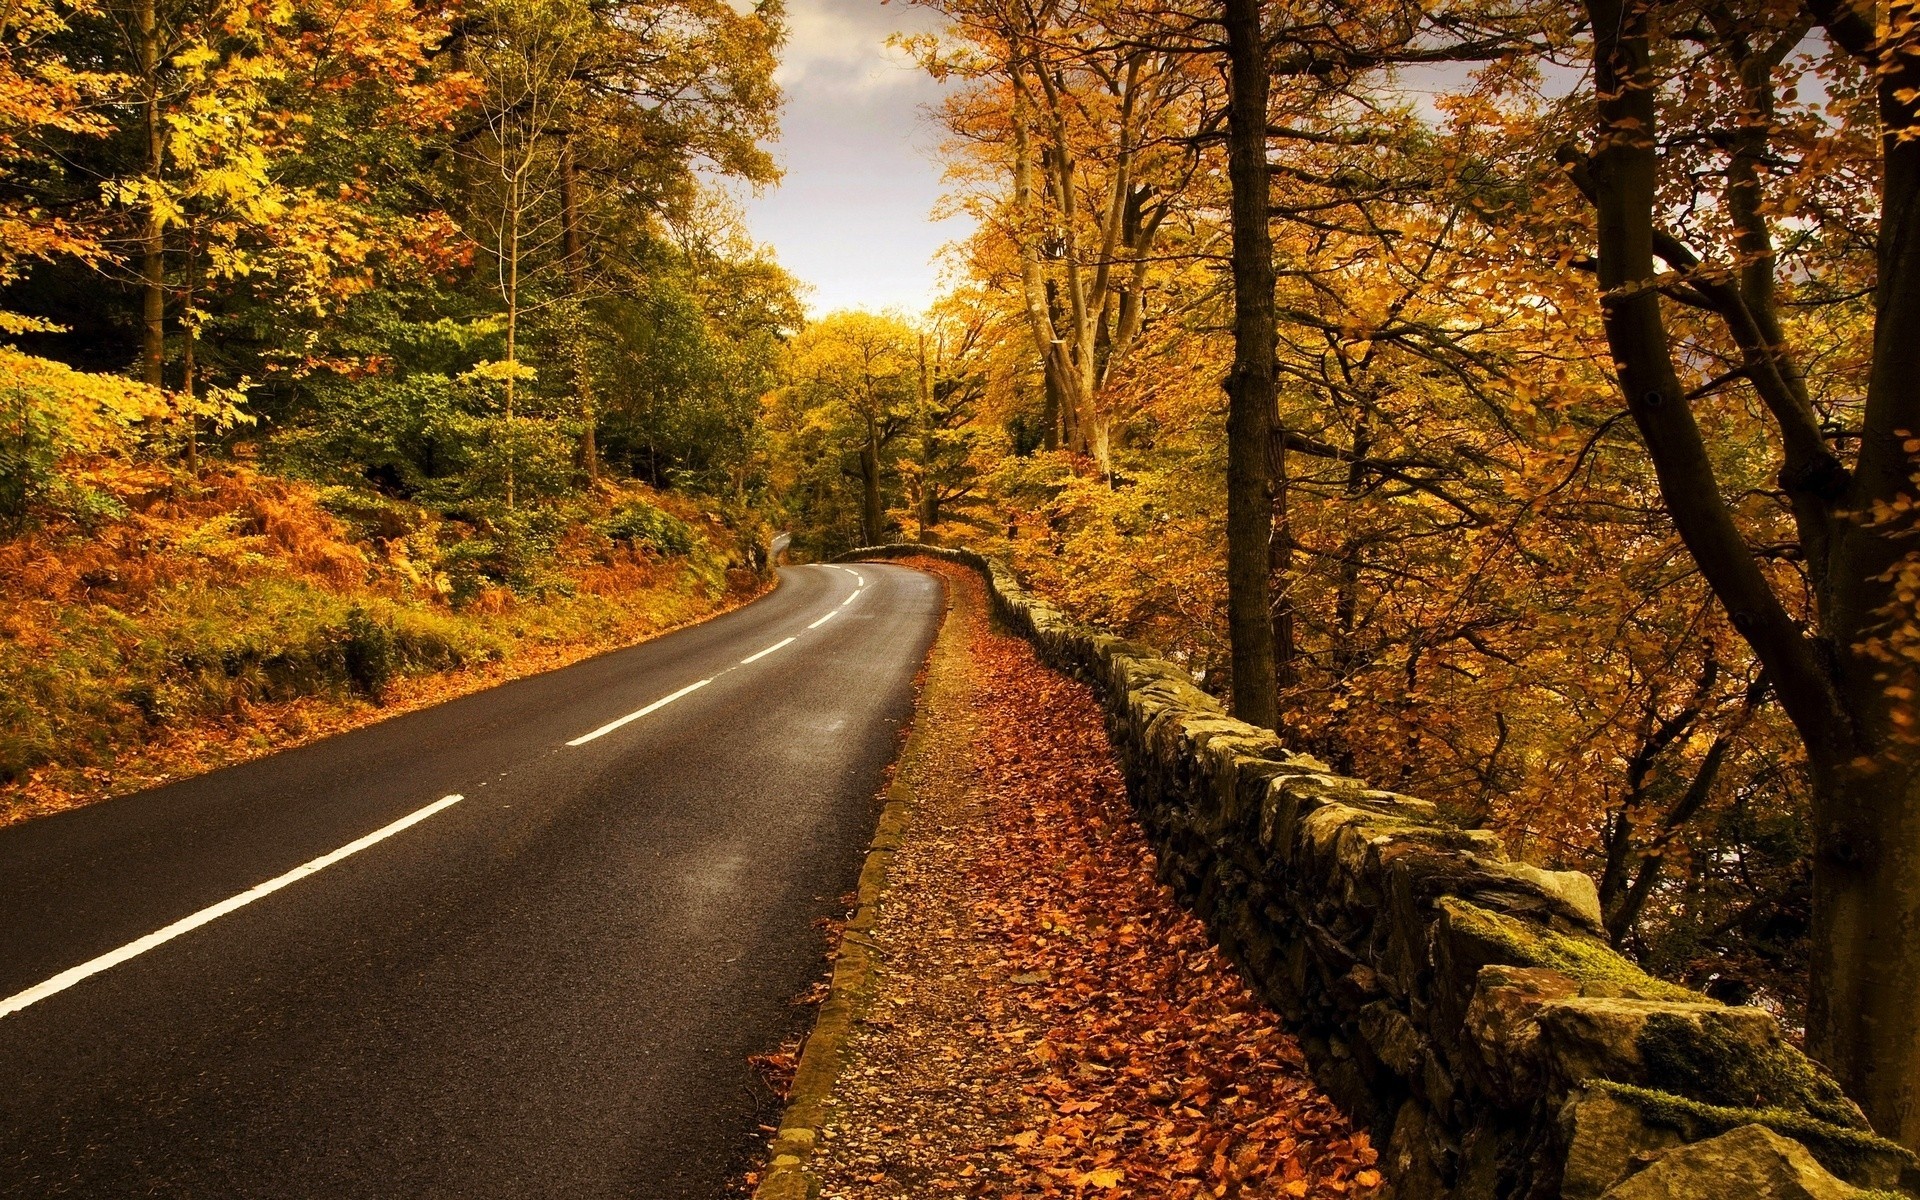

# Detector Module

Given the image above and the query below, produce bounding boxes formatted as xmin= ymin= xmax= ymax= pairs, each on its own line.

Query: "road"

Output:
xmin=0 ymin=562 xmax=943 ymax=1199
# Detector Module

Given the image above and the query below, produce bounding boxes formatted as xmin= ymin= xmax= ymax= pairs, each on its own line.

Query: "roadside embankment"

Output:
xmin=835 ymin=545 xmax=1913 ymax=1200
xmin=0 ymin=465 xmax=765 ymax=825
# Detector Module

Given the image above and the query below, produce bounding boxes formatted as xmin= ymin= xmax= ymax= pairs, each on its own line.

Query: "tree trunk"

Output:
xmin=561 ymin=136 xmax=598 ymax=486
xmin=1041 ymin=364 xmax=1061 ymax=451
xmin=1809 ymin=7 xmax=1920 ymax=1138
xmin=917 ymin=334 xmax=936 ymax=541
xmin=136 ymin=0 xmax=164 ymax=388
xmin=1808 ymin=761 xmax=1920 ymax=1147
xmin=1222 ymin=0 xmax=1280 ymax=731
xmin=182 ymin=224 xmax=199 ymax=475
xmin=861 ymin=417 xmax=883 ymax=545
xmin=504 ymin=173 xmax=520 ymax=510
xmin=1269 ymin=426 xmax=1297 ymax=691
xmin=1043 ymin=279 xmax=1078 ymax=453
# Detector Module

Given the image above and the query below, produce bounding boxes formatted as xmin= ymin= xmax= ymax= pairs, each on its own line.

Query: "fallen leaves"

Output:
xmin=810 ymin=560 xmax=1381 ymax=1199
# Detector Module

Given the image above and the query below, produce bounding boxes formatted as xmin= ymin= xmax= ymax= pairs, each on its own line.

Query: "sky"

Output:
xmin=738 ymin=0 xmax=971 ymax=318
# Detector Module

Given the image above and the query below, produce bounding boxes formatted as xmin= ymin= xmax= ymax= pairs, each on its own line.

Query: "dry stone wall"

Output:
xmin=838 ymin=545 xmax=1917 ymax=1200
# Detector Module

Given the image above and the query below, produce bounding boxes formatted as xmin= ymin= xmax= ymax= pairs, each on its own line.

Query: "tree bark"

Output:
xmin=1269 ymin=426 xmax=1297 ymax=691
xmin=504 ymin=170 xmax=520 ymax=510
xmin=1806 ymin=0 xmax=1920 ymax=1147
xmin=1041 ymin=363 xmax=1061 ymax=451
xmin=861 ymin=414 xmax=883 ymax=546
xmin=561 ymin=135 xmax=598 ymax=486
xmin=1222 ymin=0 xmax=1280 ymax=731
xmin=136 ymin=0 xmax=164 ymax=388
xmin=182 ymin=223 xmax=199 ymax=475
xmin=917 ymin=334 xmax=936 ymax=541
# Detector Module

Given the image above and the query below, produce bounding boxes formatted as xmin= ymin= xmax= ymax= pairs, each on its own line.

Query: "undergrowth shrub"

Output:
xmin=597 ymin=499 xmax=695 ymax=556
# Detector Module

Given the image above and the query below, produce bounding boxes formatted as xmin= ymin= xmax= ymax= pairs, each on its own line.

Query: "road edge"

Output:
xmin=752 ymin=561 xmax=967 ymax=1200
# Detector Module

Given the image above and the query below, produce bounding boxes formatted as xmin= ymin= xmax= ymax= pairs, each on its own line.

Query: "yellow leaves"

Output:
xmin=0 ymin=349 xmax=170 ymax=456
xmin=0 ymin=312 xmax=61 ymax=336
xmin=173 ymin=44 xmax=221 ymax=72
xmin=1076 ymin=1167 xmax=1125 ymax=1188
xmin=465 ymin=358 xmax=538 ymax=384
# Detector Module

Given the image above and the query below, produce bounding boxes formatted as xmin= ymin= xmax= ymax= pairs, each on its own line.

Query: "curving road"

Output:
xmin=0 ymin=563 xmax=942 ymax=1199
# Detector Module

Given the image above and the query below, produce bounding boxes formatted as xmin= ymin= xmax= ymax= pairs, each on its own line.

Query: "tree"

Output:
xmin=907 ymin=0 xmax=1214 ymax=475
xmin=1564 ymin=0 xmax=1920 ymax=1143
xmin=1222 ymin=0 xmax=1280 ymax=729
xmin=904 ymin=307 xmax=988 ymax=540
xmin=769 ymin=312 xmax=919 ymax=548
xmin=454 ymin=0 xmax=592 ymax=507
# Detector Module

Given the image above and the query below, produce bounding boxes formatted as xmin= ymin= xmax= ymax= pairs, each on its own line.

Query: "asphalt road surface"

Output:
xmin=0 ymin=562 xmax=943 ymax=1199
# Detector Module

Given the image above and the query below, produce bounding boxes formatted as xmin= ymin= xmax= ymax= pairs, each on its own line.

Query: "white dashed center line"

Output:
xmin=0 ymin=793 xmax=466 ymax=1021
xmin=567 ymin=679 xmax=711 ymax=746
xmin=570 ymin=564 xmax=866 ymax=749
xmin=740 ymin=637 xmax=796 ymax=665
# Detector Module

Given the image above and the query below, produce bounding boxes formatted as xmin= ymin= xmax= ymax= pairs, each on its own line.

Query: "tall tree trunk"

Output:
xmin=503 ymin=173 xmax=520 ymax=510
xmin=1043 ymin=279 xmax=1078 ymax=452
xmin=136 ymin=0 xmax=164 ymax=388
xmin=861 ymin=415 xmax=883 ymax=546
xmin=1807 ymin=0 xmax=1920 ymax=1145
xmin=1269 ymin=426 xmax=1297 ymax=691
xmin=1222 ymin=0 xmax=1280 ymax=731
xmin=182 ymin=223 xmax=199 ymax=475
xmin=917 ymin=334 xmax=935 ymax=541
xmin=561 ymin=136 xmax=598 ymax=485
xmin=1041 ymin=364 xmax=1061 ymax=451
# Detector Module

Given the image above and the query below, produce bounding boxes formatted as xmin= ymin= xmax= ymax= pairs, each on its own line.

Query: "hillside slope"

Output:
xmin=0 ymin=464 xmax=766 ymax=825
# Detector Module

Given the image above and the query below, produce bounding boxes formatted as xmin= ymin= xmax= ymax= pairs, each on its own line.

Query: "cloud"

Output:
xmin=744 ymin=0 xmax=975 ymax=316
xmin=777 ymin=0 xmax=941 ymax=96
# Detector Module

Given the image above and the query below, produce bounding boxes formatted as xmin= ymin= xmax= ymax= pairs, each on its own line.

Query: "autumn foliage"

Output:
xmin=0 ymin=461 xmax=761 ymax=825
xmin=0 ymin=0 xmax=794 ymax=817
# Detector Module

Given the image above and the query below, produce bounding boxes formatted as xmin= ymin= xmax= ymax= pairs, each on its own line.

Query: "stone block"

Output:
xmin=1559 ymin=1087 xmax=1685 ymax=1200
xmin=1599 ymin=1125 xmax=1870 ymax=1200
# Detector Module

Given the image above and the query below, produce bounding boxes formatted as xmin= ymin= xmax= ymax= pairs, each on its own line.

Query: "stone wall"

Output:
xmin=838 ymin=545 xmax=1917 ymax=1200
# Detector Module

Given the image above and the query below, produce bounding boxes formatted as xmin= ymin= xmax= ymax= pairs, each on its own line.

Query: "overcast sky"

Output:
xmin=739 ymin=0 xmax=969 ymax=318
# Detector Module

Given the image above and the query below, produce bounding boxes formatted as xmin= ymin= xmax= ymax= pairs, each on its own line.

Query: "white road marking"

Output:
xmin=807 ymin=611 xmax=838 ymax=629
xmin=853 ymin=573 xmax=865 ymax=587
xmin=741 ymin=637 xmax=796 ymax=665
xmin=567 ymin=679 xmax=710 ymax=746
xmin=0 ymin=794 xmax=466 ymax=1021
xmin=840 ymin=593 xmax=857 ymax=608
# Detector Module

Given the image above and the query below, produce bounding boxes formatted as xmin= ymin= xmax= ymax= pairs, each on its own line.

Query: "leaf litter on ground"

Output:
xmin=807 ymin=559 xmax=1382 ymax=1199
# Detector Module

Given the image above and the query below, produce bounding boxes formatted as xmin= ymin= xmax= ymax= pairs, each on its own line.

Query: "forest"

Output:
xmin=5 ymin=0 xmax=1920 ymax=1164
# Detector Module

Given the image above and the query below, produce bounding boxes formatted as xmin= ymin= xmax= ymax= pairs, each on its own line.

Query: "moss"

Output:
xmin=1638 ymin=1010 xmax=1864 ymax=1129
xmin=1596 ymin=1082 xmax=1914 ymax=1187
xmin=1443 ymin=898 xmax=1696 ymax=1001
